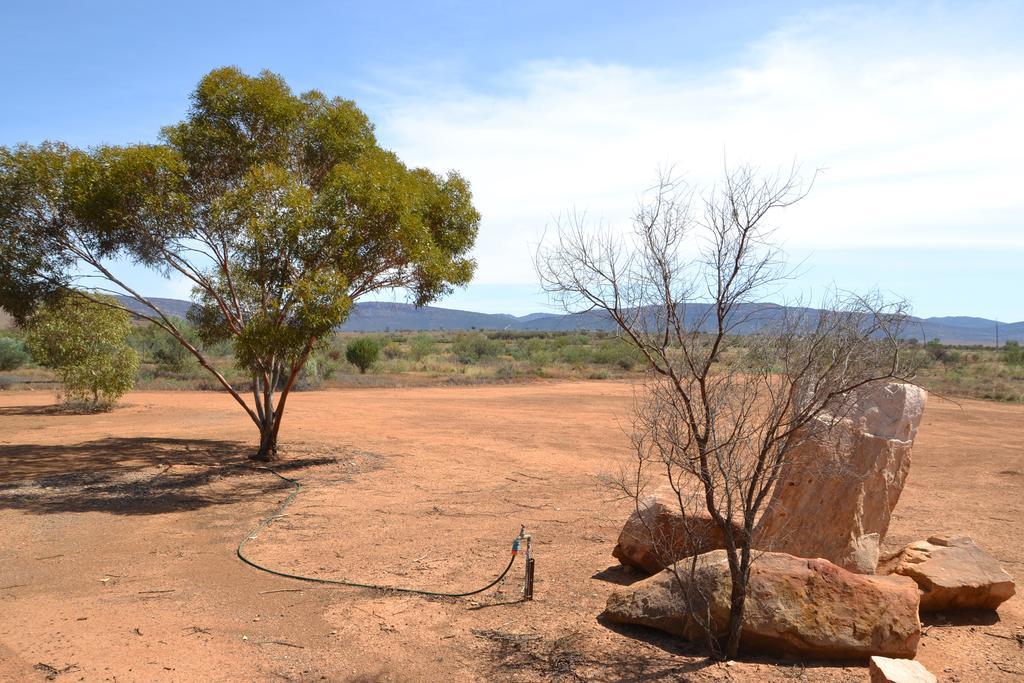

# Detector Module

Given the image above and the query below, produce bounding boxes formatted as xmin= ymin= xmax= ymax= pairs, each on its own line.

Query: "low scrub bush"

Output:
xmin=0 ymin=337 xmax=29 ymax=371
xmin=409 ymin=334 xmax=435 ymax=361
xmin=494 ymin=362 xmax=520 ymax=380
xmin=1005 ymin=341 xmax=1024 ymax=366
xmin=924 ymin=339 xmax=959 ymax=364
xmin=558 ymin=344 xmax=593 ymax=366
xmin=382 ymin=341 xmax=404 ymax=360
xmin=291 ymin=358 xmax=324 ymax=390
xmin=452 ymin=332 xmax=500 ymax=363
xmin=127 ymin=318 xmax=202 ymax=375
xmin=591 ymin=338 xmax=646 ymax=370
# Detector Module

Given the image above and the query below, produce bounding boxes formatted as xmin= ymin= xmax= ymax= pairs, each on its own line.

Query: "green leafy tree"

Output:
xmin=345 ymin=337 xmax=379 ymax=373
xmin=0 ymin=67 xmax=479 ymax=460
xmin=0 ymin=336 xmax=29 ymax=371
xmin=25 ymin=294 xmax=139 ymax=409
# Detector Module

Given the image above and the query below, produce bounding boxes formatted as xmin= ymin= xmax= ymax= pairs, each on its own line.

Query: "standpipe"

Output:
xmin=238 ymin=467 xmax=536 ymax=601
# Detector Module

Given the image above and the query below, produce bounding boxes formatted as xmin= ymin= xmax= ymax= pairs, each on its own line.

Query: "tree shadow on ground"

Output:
xmin=0 ymin=436 xmax=255 ymax=483
xmin=0 ymin=404 xmax=74 ymax=417
xmin=473 ymin=626 xmax=715 ymax=682
xmin=597 ymin=618 xmax=870 ymax=678
xmin=591 ymin=563 xmax=647 ymax=586
xmin=0 ymin=436 xmax=340 ymax=516
xmin=588 ymin=623 xmax=713 ymax=681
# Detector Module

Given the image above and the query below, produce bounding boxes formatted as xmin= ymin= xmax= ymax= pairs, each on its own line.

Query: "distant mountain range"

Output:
xmin=112 ymin=296 xmax=1023 ymax=345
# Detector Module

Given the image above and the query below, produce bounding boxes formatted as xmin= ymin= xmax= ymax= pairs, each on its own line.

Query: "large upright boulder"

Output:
xmin=611 ymin=487 xmax=741 ymax=574
xmin=755 ymin=383 xmax=927 ymax=573
xmin=602 ymin=550 xmax=922 ymax=659
xmin=889 ymin=534 xmax=1016 ymax=611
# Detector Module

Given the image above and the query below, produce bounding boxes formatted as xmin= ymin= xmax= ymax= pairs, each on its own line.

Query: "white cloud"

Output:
xmin=374 ymin=6 xmax=1024 ymax=285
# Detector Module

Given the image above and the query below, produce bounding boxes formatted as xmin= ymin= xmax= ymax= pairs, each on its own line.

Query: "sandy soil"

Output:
xmin=0 ymin=382 xmax=1021 ymax=682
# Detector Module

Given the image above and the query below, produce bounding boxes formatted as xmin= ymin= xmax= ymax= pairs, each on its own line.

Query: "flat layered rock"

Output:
xmin=869 ymin=657 xmax=937 ymax=683
xmin=891 ymin=534 xmax=1016 ymax=611
xmin=603 ymin=550 xmax=921 ymax=660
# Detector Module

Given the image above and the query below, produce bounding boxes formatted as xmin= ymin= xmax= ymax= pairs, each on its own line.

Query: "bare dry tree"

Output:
xmin=536 ymin=165 xmax=913 ymax=659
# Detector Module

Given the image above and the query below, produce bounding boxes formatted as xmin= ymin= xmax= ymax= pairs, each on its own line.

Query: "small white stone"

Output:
xmin=869 ymin=656 xmax=936 ymax=683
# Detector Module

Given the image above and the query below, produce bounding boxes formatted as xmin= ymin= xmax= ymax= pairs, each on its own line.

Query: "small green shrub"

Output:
xmin=318 ymin=353 xmax=341 ymax=380
xmin=26 ymin=294 xmax=139 ymax=410
xmin=127 ymin=318 xmax=200 ymax=374
xmin=925 ymin=339 xmax=952 ymax=364
xmin=345 ymin=337 xmax=380 ymax=373
xmin=409 ymin=334 xmax=435 ymax=361
xmin=452 ymin=332 xmax=500 ymax=363
xmin=1005 ymin=341 xmax=1024 ymax=366
xmin=0 ymin=337 xmax=29 ymax=371
xmin=592 ymin=338 xmax=646 ymax=370
xmin=494 ymin=362 xmax=519 ymax=380
xmin=290 ymin=358 xmax=324 ymax=390
xmin=558 ymin=344 xmax=592 ymax=366
xmin=153 ymin=340 xmax=192 ymax=373
xmin=382 ymin=341 xmax=404 ymax=360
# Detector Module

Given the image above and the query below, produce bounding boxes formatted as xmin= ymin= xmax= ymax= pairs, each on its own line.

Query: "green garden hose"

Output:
xmin=237 ymin=467 xmax=520 ymax=598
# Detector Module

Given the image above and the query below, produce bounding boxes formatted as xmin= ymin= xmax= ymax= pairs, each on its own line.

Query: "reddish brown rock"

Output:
xmin=891 ymin=534 xmax=1016 ymax=611
xmin=611 ymin=488 xmax=740 ymax=574
xmin=602 ymin=550 xmax=921 ymax=659
xmin=755 ymin=383 xmax=927 ymax=573
xmin=612 ymin=384 xmax=928 ymax=575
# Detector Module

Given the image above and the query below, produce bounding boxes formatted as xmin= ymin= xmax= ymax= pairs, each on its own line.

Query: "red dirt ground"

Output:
xmin=0 ymin=382 xmax=1021 ymax=681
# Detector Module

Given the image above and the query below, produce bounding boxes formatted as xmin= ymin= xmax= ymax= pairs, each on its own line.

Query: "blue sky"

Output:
xmin=3 ymin=1 xmax=1022 ymax=320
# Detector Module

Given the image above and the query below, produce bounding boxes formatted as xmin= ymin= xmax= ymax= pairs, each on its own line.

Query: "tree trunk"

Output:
xmin=248 ymin=344 xmax=312 ymax=463
xmin=252 ymin=417 xmax=278 ymax=462
xmin=722 ymin=545 xmax=751 ymax=659
xmin=723 ymin=574 xmax=746 ymax=659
